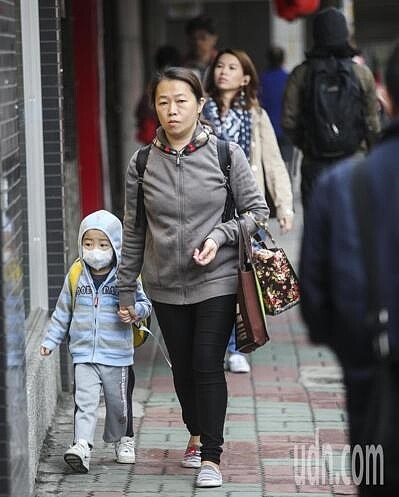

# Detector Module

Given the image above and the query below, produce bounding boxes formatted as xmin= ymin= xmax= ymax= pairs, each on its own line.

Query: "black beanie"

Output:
xmin=313 ymin=7 xmax=349 ymax=47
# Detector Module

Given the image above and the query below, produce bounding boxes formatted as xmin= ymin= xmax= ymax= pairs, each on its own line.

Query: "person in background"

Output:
xmin=40 ymin=210 xmax=152 ymax=473
xmin=371 ymin=61 xmax=391 ymax=129
xmin=354 ymin=48 xmax=390 ymax=128
xmin=135 ymin=45 xmax=181 ymax=144
xmin=118 ymin=67 xmax=268 ymax=488
xmin=203 ymin=48 xmax=293 ymax=374
xmin=282 ymin=7 xmax=380 ymax=211
xmin=183 ymin=15 xmax=218 ymax=83
xmin=300 ymin=42 xmax=399 ymax=496
xmin=260 ymin=46 xmax=293 ymax=165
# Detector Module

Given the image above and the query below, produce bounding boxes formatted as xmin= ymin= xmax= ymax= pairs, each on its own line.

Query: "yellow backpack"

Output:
xmin=68 ymin=258 xmax=149 ymax=348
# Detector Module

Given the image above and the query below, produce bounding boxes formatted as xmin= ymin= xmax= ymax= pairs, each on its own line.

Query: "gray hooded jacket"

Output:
xmin=118 ymin=125 xmax=269 ymax=306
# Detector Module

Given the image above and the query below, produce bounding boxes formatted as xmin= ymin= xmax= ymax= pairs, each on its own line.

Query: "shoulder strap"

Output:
xmin=352 ymin=161 xmax=389 ymax=356
xmin=68 ymin=258 xmax=83 ymax=310
xmin=135 ymin=144 xmax=152 ymax=228
xmin=217 ymin=138 xmax=235 ymax=222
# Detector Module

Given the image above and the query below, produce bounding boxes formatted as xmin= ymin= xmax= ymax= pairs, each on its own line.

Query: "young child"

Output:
xmin=40 ymin=210 xmax=152 ymax=473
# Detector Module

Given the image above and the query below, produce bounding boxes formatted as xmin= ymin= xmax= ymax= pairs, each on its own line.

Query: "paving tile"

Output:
xmin=91 ymin=493 xmax=125 ymax=496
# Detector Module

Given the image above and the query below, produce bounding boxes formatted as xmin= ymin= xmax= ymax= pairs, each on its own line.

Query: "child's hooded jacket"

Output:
xmin=41 ymin=210 xmax=152 ymax=366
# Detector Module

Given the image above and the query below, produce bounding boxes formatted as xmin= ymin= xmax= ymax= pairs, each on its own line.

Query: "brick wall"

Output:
xmin=58 ymin=0 xmax=80 ymax=391
xmin=60 ymin=0 xmax=80 ymax=270
xmin=16 ymin=0 xmax=29 ymax=316
xmin=39 ymin=0 xmax=66 ymax=311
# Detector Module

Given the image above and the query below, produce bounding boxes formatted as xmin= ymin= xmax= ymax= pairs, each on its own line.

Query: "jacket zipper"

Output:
xmin=176 ymin=151 xmax=185 ymax=300
xmin=83 ymin=266 xmax=114 ymax=362
xmin=92 ymin=290 xmax=99 ymax=361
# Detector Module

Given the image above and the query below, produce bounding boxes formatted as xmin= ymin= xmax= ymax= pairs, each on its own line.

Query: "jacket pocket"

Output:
xmin=203 ymin=245 xmax=237 ymax=283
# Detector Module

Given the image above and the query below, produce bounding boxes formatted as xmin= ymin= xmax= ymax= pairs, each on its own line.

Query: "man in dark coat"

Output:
xmin=282 ymin=7 xmax=380 ymax=211
xmin=300 ymin=42 xmax=399 ymax=496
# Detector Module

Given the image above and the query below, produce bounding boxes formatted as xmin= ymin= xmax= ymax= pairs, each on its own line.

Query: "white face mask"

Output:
xmin=82 ymin=247 xmax=114 ymax=271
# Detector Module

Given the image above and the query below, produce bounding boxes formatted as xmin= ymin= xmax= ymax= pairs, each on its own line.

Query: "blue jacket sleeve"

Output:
xmin=41 ymin=274 xmax=73 ymax=351
xmin=299 ymin=174 xmax=334 ymax=345
xmin=134 ymin=278 xmax=152 ymax=322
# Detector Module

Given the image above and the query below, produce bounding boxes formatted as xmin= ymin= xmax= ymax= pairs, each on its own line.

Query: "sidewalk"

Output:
xmin=34 ymin=213 xmax=357 ymax=497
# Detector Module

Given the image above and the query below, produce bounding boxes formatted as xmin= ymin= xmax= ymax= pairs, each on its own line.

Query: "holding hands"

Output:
xmin=118 ymin=305 xmax=140 ymax=324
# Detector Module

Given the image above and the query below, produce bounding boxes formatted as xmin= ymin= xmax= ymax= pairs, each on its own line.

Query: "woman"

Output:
xmin=117 ymin=67 xmax=268 ymax=488
xmin=203 ymin=48 xmax=294 ymax=374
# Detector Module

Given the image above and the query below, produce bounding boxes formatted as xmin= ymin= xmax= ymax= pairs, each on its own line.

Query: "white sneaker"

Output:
xmin=196 ymin=464 xmax=223 ymax=488
xmin=115 ymin=436 xmax=135 ymax=464
xmin=64 ymin=439 xmax=91 ymax=473
xmin=228 ymin=353 xmax=251 ymax=373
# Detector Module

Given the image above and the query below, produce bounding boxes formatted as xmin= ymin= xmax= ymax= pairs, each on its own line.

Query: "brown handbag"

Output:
xmin=235 ymin=218 xmax=270 ymax=353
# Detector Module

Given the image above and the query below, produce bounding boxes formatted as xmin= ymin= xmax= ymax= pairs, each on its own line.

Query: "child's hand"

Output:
xmin=40 ymin=346 xmax=52 ymax=356
xmin=118 ymin=305 xmax=139 ymax=324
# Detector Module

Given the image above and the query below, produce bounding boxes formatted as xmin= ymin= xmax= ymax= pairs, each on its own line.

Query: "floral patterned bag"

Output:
xmin=250 ymin=219 xmax=300 ymax=315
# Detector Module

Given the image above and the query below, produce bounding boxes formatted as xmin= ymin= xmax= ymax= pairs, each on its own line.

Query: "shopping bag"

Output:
xmin=235 ymin=217 xmax=270 ymax=353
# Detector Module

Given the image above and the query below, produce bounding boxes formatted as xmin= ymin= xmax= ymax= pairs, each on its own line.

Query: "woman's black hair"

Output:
xmin=150 ymin=66 xmax=204 ymax=106
xmin=386 ymin=41 xmax=399 ymax=114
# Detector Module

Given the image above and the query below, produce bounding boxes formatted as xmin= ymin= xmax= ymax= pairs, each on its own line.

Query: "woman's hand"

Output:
xmin=40 ymin=346 xmax=51 ymax=356
xmin=193 ymin=239 xmax=218 ymax=266
xmin=118 ymin=305 xmax=139 ymax=324
xmin=278 ymin=215 xmax=293 ymax=234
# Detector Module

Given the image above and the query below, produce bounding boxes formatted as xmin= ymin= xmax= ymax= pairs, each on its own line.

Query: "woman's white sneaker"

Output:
xmin=115 ymin=436 xmax=136 ymax=463
xmin=196 ymin=464 xmax=223 ymax=487
xmin=228 ymin=353 xmax=251 ymax=373
xmin=181 ymin=446 xmax=201 ymax=468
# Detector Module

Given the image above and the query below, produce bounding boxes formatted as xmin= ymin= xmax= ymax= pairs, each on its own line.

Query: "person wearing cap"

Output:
xmin=281 ymin=7 xmax=380 ymax=211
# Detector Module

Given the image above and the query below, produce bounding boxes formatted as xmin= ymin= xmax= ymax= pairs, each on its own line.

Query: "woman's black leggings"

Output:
xmin=153 ymin=294 xmax=236 ymax=465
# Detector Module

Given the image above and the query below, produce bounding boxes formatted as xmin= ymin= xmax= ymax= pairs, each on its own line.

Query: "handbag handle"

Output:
xmin=246 ymin=213 xmax=277 ymax=248
xmin=258 ymin=221 xmax=277 ymax=247
xmin=238 ymin=217 xmax=253 ymax=269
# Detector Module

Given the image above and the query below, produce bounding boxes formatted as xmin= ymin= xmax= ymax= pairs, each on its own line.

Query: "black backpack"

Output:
xmin=134 ymin=139 xmax=235 ymax=228
xmin=303 ymin=57 xmax=365 ymax=160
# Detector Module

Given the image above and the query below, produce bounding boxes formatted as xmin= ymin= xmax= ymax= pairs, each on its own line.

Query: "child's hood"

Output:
xmin=78 ymin=210 xmax=123 ymax=265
